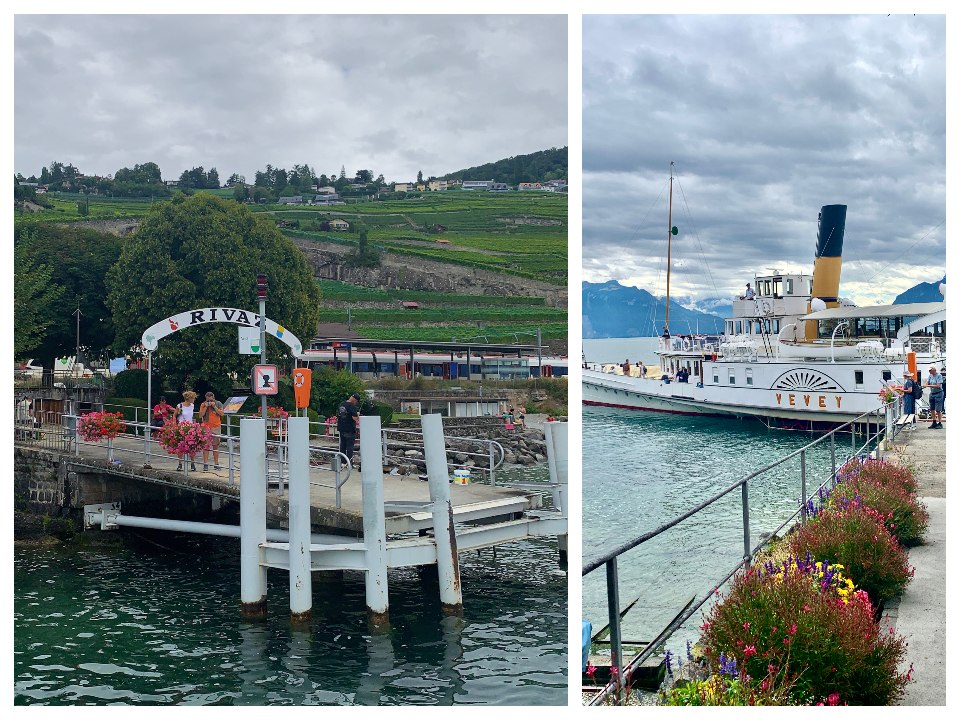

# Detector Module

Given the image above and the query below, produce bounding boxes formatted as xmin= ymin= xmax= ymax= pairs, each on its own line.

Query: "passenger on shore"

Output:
xmin=897 ymin=371 xmax=918 ymax=426
xmin=152 ymin=396 xmax=175 ymax=428
xmin=925 ymin=367 xmax=944 ymax=429
xmin=199 ymin=391 xmax=224 ymax=470
xmin=337 ymin=392 xmax=362 ymax=467
xmin=941 ymin=366 xmax=946 ymax=413
xmin=176 ymin=390 xmax=198 ymax=471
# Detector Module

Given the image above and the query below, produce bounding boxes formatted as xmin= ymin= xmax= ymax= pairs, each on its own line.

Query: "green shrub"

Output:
xmin=361 ymin=399 xmax=394 ymax=426
xmin=829 ymin=478 xmax=928 ymax=547
xmin=701 ymin=556 xmax=910 ymax=705
xmin=661 ymin=669 xmax=795 ymax=706
xmin=788 ymin=505 xmax=913 ymax=607
xmin=836 ymin=458 xmax=918 ymax=495
xmin=113 ymin=368 xmax=149 ymax=399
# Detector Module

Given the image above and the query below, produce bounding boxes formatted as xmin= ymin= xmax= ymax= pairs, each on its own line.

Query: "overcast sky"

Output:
xmin=583 ymin=14 xmax=946 ymax=306
xmin=14 ymin=14 xmax=567 ymax=184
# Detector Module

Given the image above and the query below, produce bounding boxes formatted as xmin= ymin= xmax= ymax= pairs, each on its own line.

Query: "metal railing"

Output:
xmin=581 ymin=400 xmax=902 ymax=705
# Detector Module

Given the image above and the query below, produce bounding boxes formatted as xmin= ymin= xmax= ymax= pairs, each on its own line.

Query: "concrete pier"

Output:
xmin=882 ymin=421 xmax=947 ymax=706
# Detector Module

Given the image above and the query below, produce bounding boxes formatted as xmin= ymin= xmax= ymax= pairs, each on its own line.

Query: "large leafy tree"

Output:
xmin=105 ymin=194 xmax=322 ymax=397
xmin=14 ymin=254 xmax=65 ymax=357
xmin=14 ymin=224 xmax=122 ymax=366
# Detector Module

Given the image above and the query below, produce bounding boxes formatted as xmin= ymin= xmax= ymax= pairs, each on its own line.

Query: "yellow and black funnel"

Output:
xmin=805 ymin=204 xmax=847 ymax=339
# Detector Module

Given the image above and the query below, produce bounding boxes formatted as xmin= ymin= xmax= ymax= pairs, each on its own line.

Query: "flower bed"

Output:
xmin=155 ymin=420 xmax=214 ymax=456
xmin=665 ymin=458 xmax=923 ymax=706
xmin=77 ymin=411 xmax=126 ymax=442
xmin=698 ymin=556 xmax=909 ymax=705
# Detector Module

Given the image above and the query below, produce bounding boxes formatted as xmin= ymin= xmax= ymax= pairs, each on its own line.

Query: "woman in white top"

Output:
xmin=176 ymin=390 xmax=198 ymax=471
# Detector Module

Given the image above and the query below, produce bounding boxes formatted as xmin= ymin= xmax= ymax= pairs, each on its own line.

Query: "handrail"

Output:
xmin=582 ymin=400 xmax=900 ymax=705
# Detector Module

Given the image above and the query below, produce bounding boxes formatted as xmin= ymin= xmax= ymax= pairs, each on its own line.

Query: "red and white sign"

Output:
xmin=252 ymin=364 xmax=279 ymax=395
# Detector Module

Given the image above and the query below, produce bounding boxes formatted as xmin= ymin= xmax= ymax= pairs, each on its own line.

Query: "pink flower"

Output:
xmin=743 ymin=622 xmax=750 ymax=630
xmin=789 ymin=624 xmax=797 ymax=635
xmin=827 ymin=693 xmax=841 ymax=706
xmin=744 ymin=645 xmax=757 ymax=659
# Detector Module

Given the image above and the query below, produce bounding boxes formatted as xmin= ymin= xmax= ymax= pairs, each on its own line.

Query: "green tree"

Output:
xmin=417 ymin=169 xmax=423 ymax=183
xmin=105 ymin=194 xmax=322 ymax=397
xmin=14 ymin=254 xmax=65 ymax=357
xmin=14 ymin=224 xmax=122 ymax=367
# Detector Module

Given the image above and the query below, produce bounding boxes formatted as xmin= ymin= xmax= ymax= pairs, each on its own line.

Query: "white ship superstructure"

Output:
xmin=583 ymin=198 xmax=946 ymax=428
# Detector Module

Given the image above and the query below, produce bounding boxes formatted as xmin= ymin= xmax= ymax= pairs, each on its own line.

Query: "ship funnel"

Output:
xmin=805 ymin=204 xmax=847 ymax=340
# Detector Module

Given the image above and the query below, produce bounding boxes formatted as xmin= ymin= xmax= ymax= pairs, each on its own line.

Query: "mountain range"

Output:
xmin=583 ymin=277 xmax=946 ymax=338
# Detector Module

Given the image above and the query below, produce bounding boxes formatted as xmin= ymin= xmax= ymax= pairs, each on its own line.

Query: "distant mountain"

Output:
xmin=583 ymin=280 xmax=725 ymax=338
xmin=674 ymin=295 xmax=733 ymax=323
xmin=443 ymin=147 xmax=567 ymax=185
xmin=893 ymin=276 xmax=946 ymax=304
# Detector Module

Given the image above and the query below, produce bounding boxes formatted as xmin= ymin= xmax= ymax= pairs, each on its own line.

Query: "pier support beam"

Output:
xmin=360 ymin=415 xmax=389 ymax=625
xmin=287 ymin=416 xmax=312 ymax=623
xmin=422 ymin=413 xmax=463 ymax=615
xmin=240 ymin=418 xmax=268 ymax=618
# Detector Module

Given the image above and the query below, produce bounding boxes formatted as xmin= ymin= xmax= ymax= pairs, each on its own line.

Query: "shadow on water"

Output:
xmin=582 ymin=405 xmax=839 ymax=656
xmin=15 ymin=514 xmax=566 ymax=706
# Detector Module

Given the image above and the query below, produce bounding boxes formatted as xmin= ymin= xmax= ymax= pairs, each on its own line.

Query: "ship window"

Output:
xmin=763 ymin=280 xmax=771 ymax=296
xmin=882 ymin=370 xmax=892 ymax=381
xmin=855 ymin=370 xmax=864 ymax=389
xmin=728 ymin=369 xmax=736 ymax=385
xmin=772 ymin=278 xmax=782 ymax=297
xmin=713 ymin=368 xmax=719 ymax=383
xmin=786 ymin=278 xmax=794 ymax=295
xmin=773 ymin=320 xmax=780 ymax=333
xmin=746 ymin=368 xmax=754 ymax=385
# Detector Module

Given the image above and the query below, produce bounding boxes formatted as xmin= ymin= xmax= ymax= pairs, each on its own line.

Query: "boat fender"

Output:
xmin=682 ymin=339 xmax=691 ymax=351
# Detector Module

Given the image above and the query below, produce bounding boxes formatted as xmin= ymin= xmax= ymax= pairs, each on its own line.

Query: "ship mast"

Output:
xmin=665 ymin=161 xmax=674 ymax=332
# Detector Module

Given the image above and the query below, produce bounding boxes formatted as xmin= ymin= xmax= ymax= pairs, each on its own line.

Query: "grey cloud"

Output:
xmin=15 ymin=14 xmax=567 ymax=182
xmin=583 ymin=14 xmax=945 ymax=304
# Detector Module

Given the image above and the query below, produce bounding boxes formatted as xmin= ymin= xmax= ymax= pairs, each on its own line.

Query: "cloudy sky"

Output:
xmin=14 ymin=14 xmax=567 ymax=184
xmin=583 ymin=14 xmax=946 ymax=306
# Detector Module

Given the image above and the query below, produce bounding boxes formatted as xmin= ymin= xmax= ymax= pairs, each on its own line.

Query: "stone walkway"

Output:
xmin=883 ymin=419 xmax=947 ymax=705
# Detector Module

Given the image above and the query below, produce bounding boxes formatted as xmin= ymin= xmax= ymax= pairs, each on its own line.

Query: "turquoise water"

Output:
xmin=14 ymin=468 xmax=567 ymax=706
xmin=582 ymin=406 xmax=844 ymax=658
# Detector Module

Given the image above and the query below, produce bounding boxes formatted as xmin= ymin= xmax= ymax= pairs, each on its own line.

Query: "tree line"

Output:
xmin=443 ymin=147 xmax=567 ymax=185
xmin=14 ymin=194 xmax=322 ymax=401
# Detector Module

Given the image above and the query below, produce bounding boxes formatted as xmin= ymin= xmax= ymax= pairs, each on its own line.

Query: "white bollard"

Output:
xmin=287 ymin=416 xmax=312 ymax=621
xmin=240 ymin=418 xmax=268 ymax=618
xmin=360 ymin=415 xmax=389 ymax=624
xmin=422 ymin=413 xmax=463 ymax=613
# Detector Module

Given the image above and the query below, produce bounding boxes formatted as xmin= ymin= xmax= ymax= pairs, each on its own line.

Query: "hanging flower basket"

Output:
xmin=156 ymin=420 xmax=214 ymax=456
xmin=259 ymin=405 xmax=290 ymax=438
xmin=77 ymin=411 xmax=127 ymax=443
xmin=878 ymin=387 xmax=897 ymax=405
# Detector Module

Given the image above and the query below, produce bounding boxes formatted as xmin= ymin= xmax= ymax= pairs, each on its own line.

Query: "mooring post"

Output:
xmin=422 ymin=413 xmax=463 ymax=614
xmin=287 ymin=416 xmax=312 ymax=622
xmin=545 ymin=421 xmax=569 ymax=565
xmin=360 ymin=415 xmax=389 ymax=625
xmin=240 ymin=417 xmax=268 ymax=618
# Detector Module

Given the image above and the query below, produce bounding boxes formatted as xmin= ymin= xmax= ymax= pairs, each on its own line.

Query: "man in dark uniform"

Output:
xmin=337 ymin=392 xmax=362 ymax=466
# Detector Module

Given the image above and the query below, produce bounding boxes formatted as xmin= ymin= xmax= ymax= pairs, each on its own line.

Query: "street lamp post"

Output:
xmin=257 ymin=273 xmax=268 ymax=420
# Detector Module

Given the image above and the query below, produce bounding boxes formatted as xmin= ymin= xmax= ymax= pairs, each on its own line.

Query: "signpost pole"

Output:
xmin=258 ymin=275 xmax=268 ymax=422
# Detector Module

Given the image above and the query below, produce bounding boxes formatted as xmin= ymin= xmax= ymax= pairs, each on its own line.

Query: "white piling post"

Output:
xmin=240 ymin=418 xmax=268 ymax=618
xmin=287 ymin=416 xmax=312 ymax=622
xmin=546 ymin=422 xmax=569 ymax=565
xmin=360 ymin=415 xmax=389 ymax=624
xmin=422 ymin=413 xmax=463 ymax=614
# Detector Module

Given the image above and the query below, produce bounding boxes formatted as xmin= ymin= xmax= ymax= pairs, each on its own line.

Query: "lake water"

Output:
xmin=581 ymin=405 xmax=840 ymax=660
xmin=14 ymin=466 xmax=567 ymax=706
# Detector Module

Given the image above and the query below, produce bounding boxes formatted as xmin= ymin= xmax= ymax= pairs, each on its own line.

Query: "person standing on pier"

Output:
xmin=199 ymin=391 xmax=224 ymax=471
xmin=897 ymin=370 xmax=918 ymax=427
xmin=337 ymin=392 xmax=361 ymax=467
xmin=925 ymin=367 xmax=944 ymax=429
xmin=175 ymin=390 xmax=198 ymax=470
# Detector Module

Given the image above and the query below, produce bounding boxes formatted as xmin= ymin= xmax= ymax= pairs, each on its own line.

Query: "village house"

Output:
xmin=462 ymin=179 xmax=494 ymax=190
xmin=328 ymin=218 xmax=350 ymax=231
xmin=278 ymin=196 xmax=304 ymax=205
